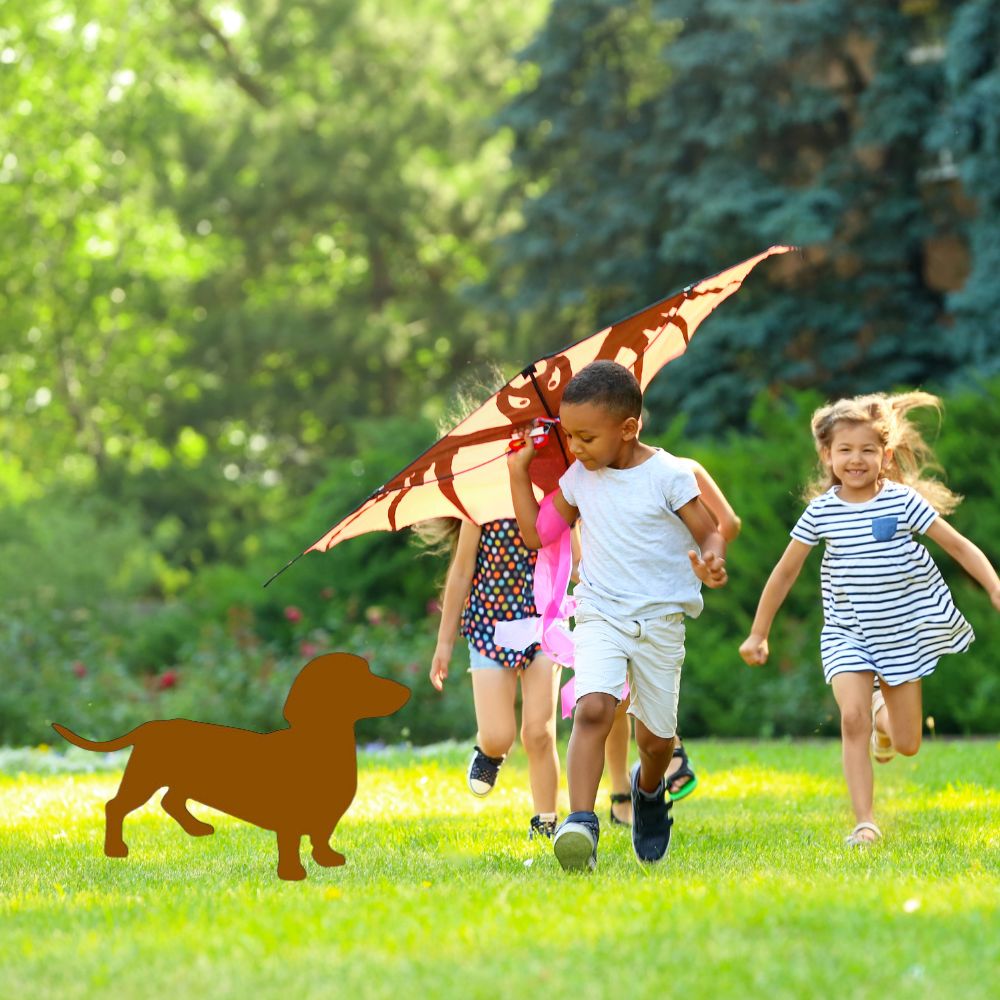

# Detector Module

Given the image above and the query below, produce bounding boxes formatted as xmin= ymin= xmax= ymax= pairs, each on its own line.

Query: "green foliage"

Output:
xmin=495 ymin=0 xmax=999 ymax=432
xmin=930 ymin=0 xmax=1000 ymax=369
xmin=3 ymin=378 xmax=998 ymax=746
xmin=1 ymin=2 xmax=998 ymax=750
xmin=0 ymin=0 xmax=548 ymax=576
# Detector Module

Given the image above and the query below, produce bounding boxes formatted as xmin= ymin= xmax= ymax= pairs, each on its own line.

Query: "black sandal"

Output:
xmin=668 ymin=742 xmax=698 ymax=802
xmin=609 ymin=792 xmax=631 ymax=827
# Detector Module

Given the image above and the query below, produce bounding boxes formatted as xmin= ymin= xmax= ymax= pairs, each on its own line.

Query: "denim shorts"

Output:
xmin=468 ymin=645 xmax=507 ymax=672
xmin=468 ymin=643 xmax=545 ymax=672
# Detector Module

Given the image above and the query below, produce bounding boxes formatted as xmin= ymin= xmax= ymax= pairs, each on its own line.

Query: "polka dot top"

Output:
xmin=460 ymin=519 xmax=541 ymax=669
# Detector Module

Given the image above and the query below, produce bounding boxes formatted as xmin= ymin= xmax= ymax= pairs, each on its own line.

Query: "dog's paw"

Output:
xmin=277 ymin=862 xmax=308 ymax=881
xmin=188 ymin=821 xmax=215 ymax=837
xmin=105 ymin=842 xmax=129 ymax=858
xmin=312 ymin=848 xmax=346 ymax=868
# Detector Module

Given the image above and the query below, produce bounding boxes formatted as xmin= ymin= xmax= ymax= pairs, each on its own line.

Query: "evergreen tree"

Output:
xmin=496 ymin=0 xmax=994 ymax=432
xmin=931 ymin=0 xmax=1000 ymax=375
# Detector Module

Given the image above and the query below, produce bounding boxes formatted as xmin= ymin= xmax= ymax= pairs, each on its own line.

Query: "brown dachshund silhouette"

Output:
xmin=52 ymin=652 xmax=410 ymax=881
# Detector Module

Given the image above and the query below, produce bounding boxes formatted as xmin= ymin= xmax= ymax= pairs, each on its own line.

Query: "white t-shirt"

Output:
xmin=560 ymin=449 xmax=703 ymax=621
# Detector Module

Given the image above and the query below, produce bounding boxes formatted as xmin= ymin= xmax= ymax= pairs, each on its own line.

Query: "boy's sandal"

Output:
xmin=667 ymin=743 xmax=699 ymax=802
xmin=609 ymin=793 xmax=631 ymax=827
xmin=845 ymin=821 xmax=882 ymax=847
xmin=870 ymin=689 xmax=896 ymax=764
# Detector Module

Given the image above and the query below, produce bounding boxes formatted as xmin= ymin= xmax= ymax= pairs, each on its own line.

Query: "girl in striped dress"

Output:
xmin=739 ymin=391 xmax=1000 ymax=846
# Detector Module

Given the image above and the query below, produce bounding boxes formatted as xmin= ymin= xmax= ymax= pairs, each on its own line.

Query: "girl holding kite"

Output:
xmin=424 ymin=515 xmax=564 ymax=841
xmin=740 ymin=391 xmax=1000 ymax=846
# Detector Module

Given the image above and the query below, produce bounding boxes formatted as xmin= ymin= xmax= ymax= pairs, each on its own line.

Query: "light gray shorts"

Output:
xmin=572 ymin=610 xmax=686 ymax=738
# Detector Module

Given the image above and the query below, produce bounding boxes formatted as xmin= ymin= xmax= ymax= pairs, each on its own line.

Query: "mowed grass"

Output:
xmin=1 ymin=740 xmax=998 ymax=1000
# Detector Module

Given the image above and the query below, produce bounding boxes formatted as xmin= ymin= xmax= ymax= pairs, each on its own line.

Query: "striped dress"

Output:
xmin=791 ymin=481 xmax=974 ymax=686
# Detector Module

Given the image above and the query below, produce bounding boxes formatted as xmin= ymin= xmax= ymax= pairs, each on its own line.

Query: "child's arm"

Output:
xmin=925 ymin=518 xmax=1000 ymax=611
xmin=676 ymin=497 xmax=728 ymax=588
xmin=430 ymin=521 xmax=481 ymax=691
xmin=685 ymin=459 xmax=742 ymax=542
xmin=739 ymin=540 xmax=813 ymax=665
xmin=506 ymin=433 xmax=578 ymax=549
xmin=570 ymin=523 xmax=582 ymax=585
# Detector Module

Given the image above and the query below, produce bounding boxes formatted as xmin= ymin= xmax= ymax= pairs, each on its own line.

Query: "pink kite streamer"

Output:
xmin=495 ymin=495 xmax=630 ymax=718
xmin=494 ymin=493 xmax=576 ymax=673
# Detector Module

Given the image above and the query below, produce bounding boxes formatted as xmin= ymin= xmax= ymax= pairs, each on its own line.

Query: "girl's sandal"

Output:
xmin=609 ymin=793 xmax=631 ymax=827
xmin=668 ymin=743 xmax=699 ymax=801
xmin=845 ymin=821 xmax=882 ymax=847
xmin=870 ymin=689 xmax=896 ymax=764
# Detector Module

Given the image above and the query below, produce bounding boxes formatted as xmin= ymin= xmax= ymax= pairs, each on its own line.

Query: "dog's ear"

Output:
xmin=283 ymin=652 xmax=370 ymax=726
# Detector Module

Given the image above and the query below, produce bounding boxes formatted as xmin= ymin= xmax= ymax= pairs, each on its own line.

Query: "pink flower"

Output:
xmin=299 ymin=641 xmax=320 ymax=659
xmin=426 ymin=598 xmax=442 ymax=616
xmin=156 ymin=669 xmax=180 ymax=691
xmin=284 ymin=606 xmax=303 ymax=623
xmin=71 ymin=661 xmax=87 ymax=679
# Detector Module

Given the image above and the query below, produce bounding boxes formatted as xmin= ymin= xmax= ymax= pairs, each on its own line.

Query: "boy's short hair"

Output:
xmin=561 ymin=360 xmax=642 ymax=420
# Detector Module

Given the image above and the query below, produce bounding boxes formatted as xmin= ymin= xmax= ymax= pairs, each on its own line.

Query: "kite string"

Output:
xmin=523 ymin=365 xmax=571 ymax=467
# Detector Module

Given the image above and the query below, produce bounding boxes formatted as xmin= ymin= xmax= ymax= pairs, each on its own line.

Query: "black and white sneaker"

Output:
xmin=553 ymin=811 xmax=600 ymax=871
xmin=529 ymin=814 xmax=558 ymax=840
xmin=630 ymin=762 xmax=672 ymax=864
xmin=467 ymin=745 xmax=505 ymax=797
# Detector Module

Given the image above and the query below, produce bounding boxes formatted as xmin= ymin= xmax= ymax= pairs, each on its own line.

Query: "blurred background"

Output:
xmin=2 ymin=0 xmax=998 ymax=745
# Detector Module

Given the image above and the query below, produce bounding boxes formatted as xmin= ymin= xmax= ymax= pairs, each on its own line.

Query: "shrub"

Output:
xmin=2 ymin=381 xmax=997 ymax=746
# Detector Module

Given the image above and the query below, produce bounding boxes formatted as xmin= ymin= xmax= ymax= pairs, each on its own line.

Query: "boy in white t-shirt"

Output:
xmin=508 ymin=360 xmax=727 ymax=870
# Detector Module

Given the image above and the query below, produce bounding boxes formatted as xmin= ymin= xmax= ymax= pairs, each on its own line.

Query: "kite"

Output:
xmin=287 ymin=245 xmax=793 ymax=569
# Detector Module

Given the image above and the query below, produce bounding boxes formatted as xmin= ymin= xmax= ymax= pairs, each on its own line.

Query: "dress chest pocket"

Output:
xmin=871 ymin=515 xmax=898 ymax=541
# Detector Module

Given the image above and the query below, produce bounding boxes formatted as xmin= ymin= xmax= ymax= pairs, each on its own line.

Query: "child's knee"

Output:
xmin=573 ymin=694 xmax=617 ymax=731
xmin=477 ymin=725 xmax=515 ymax=758
xmin=840 ymin=705 xmax=870 ymax=741
xmin=893 ymin=731 xmax=921 ymax=756
xmin=520 ymin=719 xmax=555 ymax=754
xmin=635 ymin=728 xmax=674 ymax=757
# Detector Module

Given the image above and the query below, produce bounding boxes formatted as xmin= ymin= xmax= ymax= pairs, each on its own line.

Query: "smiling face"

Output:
xmin=822 ymin=421 xmax=891 ymax=500
xmin=559 ymin=400 xmax=638 ymax=470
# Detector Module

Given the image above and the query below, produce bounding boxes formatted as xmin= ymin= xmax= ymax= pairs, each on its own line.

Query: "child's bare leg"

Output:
xmin=567 ymin=693 xmax=617 ymax=812
xmin=633 ymin=719 xmax=675 ymax=793
xmin=831 ymin=672 xmax=877 ymax=836
xmin=879 ymin=678 xmax=923 ymax=757
xmin=471 ymin=668 xmax=519 ymax=758
xmin=606 ymin=698 xmax=632 ymax=822
xmin=519 ymin=655 xmax=561 ymax=815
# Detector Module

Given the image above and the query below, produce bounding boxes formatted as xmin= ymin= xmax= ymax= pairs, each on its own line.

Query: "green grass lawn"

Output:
xmin=2 ymin=739 xmax=998 ymax=999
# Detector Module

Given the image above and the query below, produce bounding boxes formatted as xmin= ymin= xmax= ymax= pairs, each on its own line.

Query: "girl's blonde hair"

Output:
xmin=805 ymin=390 xmax=962 ymax=514
xmin=411 ymin=365 xmax=507 ymax=559
xmin=410 ymin=516 xmax=462 ymax=558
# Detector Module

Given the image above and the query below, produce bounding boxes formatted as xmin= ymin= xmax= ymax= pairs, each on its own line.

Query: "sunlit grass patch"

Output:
xmin=1 ymin=740 xmax=998 ymax=999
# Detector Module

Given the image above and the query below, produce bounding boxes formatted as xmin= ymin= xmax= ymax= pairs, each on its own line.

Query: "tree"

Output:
xmin=931 ymin=0 xmax=1000 ymax=374
xmin=0 ymin=0 xmax=547 ymax=574
xmin=494 ymin=0 xmax=995 ymax=433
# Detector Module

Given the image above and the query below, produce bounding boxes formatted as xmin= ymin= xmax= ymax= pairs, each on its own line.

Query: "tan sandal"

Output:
xmin=845 ymin=821 xmax=882 ymax=847
xmin=870 ymin=688 xmax=895 ymax=763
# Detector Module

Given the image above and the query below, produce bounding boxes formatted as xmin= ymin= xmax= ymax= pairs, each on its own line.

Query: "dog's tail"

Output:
xmin=51 ymin=723 xmax=140 ymax=753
